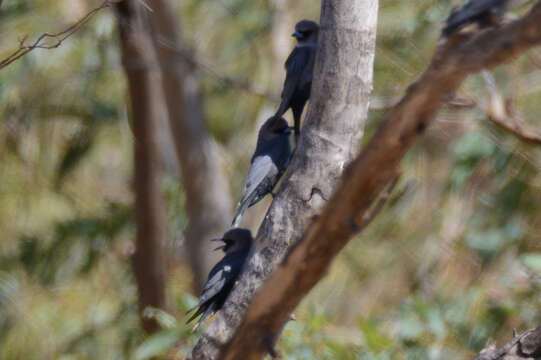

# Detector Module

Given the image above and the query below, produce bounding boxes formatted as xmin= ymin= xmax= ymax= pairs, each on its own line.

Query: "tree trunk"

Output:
xmin=115 ymin=0 xmax=168 ymax=334
xmin=190 ymin=0 xmax=379 ymax=358
xmin=148 ymin=0 xmax=233 ymax=291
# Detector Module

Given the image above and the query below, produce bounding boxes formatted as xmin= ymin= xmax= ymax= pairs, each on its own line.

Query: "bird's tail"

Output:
xmin=185 ymin=304 xmax=203 ymax=324
xmin=232 ymin=192 xmax=256 ymax=227
xmin=274 ymin=99 xmax=288 ymax=119
xmin=189 ymin=304 xmax=216 ymax=333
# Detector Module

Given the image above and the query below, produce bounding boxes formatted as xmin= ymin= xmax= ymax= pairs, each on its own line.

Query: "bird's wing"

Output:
xmin=197 ymin=253 xmax=246 ymax=306
xmin=244 ymin=154 xmax=276 ymax=200
xmin=276 ymin=46 xmax=312 ymax=116
xmin=444 ymin=0 xmax=506 ymax=34
xmin=232 ymin=154 xmax=277 ymax=226
xmin=195 ymin=258 xmax=232 ymax=307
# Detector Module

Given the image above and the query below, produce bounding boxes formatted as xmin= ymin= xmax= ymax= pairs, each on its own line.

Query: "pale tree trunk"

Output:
xmin=115 ymin=0 xmax=168 ymax=334
xmin=190 ymin=0 xmax=379 ymax=358
xmin=148 ymin=0 xmax=233 ymax=291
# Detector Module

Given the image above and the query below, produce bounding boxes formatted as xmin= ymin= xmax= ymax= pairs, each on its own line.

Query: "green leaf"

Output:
xmin=134 ymin=329 xmax=180 ymax=360
xmin=55 ymin=125 xmax=96 ymax=187
xmin=143 ymin=307 xmax=177 ymax=329
xmin=359 ymin=319 xmax=393 ymax=353
xmin=521 ymin=253 xmax=541 ymax=271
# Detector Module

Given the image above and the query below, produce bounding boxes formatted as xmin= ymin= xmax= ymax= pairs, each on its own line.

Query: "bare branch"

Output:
xmin=0 ymin=1 xmax=113 ymax=71
xmin=474 ymin=327 xmax=541 ymax=360
xmin=216 ymin=2 xmax=541 ymax=359
xmin=480 ymin=71 xmax=541 ymax=144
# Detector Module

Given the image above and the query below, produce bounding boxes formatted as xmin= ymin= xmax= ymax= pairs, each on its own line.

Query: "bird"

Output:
xmin=231 ymin=116 xmax=292 ymax=227
xmin=186 ymin=228 xmax=253 ymax=331
xmin=442 ymin=0 xmax=531 ymax=36
xmin=275 ymin=19 xmax=319 ymax=141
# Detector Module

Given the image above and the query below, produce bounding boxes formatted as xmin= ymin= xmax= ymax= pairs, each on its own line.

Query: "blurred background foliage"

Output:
xmin=0 ymin=0 xmax=539 ymax=359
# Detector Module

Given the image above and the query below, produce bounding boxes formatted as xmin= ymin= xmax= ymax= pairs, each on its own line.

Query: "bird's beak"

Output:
xmin=292 ymin=31 xmax=303 ymax=39
xmin=211 ymin=238 xmax=226 ymax=251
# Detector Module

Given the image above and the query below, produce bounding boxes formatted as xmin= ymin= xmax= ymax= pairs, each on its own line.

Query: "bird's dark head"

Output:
xmin=259 ymin=116 xmax=292 ymax=141
xmin=292 ymin=20 xmax=319 ymax=43
xmin=212 ymin=228 xmax=253 ymax=254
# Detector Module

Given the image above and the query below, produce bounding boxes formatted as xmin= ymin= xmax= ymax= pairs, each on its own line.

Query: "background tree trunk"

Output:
xmin=115 ymin=0 xmax=168 ymax=334
xmin=190 ymin=0 xmax=379 ymax=358
xmin=149 ymin=0 xmax=233 ymax=291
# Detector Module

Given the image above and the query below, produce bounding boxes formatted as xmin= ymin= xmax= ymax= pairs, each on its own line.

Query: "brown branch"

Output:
xmin=474 ymin=327 xmax=541 ymax=360
xmin=216 ymin=2 xmax=541 ymax=359
xmin=0 ymin=1 xmax=114 ymax=71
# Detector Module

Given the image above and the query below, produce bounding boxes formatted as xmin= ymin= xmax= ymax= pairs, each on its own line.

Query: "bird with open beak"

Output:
xmin=186 ymin=228 xmax=253 ymax=331
xmin=274 ymin=19 xmax=319 ymax=142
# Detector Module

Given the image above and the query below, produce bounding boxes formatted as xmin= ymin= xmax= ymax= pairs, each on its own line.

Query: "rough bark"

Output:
xmin=148 ymin=0 xmax=233 ymax=291
xmin=115 ymin=0 xmax=168 ymax=334
xmin=474 ymin=327 xmax=541 ymax=360
xmin=190 ymin=0 xmax=379 ymax=358
xmin=217 ymin=2 xmax=541 ymax=358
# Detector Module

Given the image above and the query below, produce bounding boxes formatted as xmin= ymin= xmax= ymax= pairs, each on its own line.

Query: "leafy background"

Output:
xmin=0 ymin=0 xmax=539 ymax=359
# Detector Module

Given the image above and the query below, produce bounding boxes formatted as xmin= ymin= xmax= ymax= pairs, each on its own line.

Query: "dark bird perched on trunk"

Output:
xmin=275 ymin=19 xmax=319 ymax=141
xmin=186 ymin=228 xmax=253 ymax=331
xmin=232 ymin=117 xmax=292 ymax=227
xmin=442 ymin=0 xmax=531 ymax=36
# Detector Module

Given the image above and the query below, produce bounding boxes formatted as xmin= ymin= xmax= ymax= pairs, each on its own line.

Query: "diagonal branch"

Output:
xmin=0 ymin=1 xmax=114 ymax=71
xmin=218 ymin=2 xmax=541 ymax=359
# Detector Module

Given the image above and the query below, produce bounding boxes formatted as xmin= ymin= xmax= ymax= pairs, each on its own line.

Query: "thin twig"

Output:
xmin=0 ymin=1 xmax=113 ymax=71
xmin=480 ymin=71 xmax=541 ymax=144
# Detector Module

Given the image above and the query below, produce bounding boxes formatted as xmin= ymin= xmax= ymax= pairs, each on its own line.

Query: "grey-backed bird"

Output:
xmin=442 ymin=0 xmax=531 ymax=36
xmin=275 ymin=19 xmax=319 ymax=141
xmin=232 ymin=117 xmax=292 ymax=227
xmin=186 ymin=228 xmax=253 ymax=331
